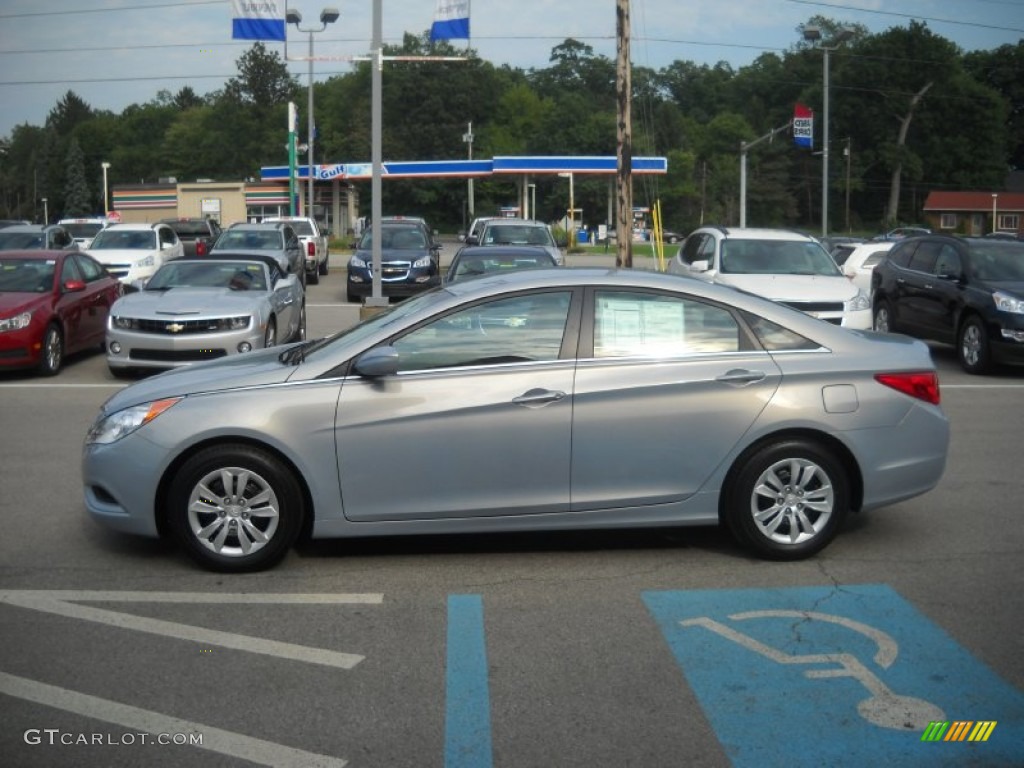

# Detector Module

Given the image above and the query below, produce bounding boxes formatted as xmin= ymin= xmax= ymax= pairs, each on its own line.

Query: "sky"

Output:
xmin=0 ymin=0 xmax=1021 ymax=141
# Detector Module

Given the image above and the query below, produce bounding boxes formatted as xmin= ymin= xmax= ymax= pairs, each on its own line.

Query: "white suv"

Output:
xmin=668 ymin=227 xmax=871 ymax=328
xmin=84 ymin=222 xmax=184 ymax=287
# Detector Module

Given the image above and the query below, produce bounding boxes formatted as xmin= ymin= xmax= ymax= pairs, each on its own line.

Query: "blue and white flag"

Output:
xmin=430 ymin=0 xmax=470 ymax=41
xmin=232 ymin=0 xmax=286 ymax=42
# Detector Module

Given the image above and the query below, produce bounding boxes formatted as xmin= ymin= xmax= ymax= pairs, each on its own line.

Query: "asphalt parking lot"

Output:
xmin=1 ymin=248 xmax=1023 ymax=767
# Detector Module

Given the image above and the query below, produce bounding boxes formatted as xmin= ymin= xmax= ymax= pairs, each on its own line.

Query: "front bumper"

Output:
xmin=106 ymin=323 xmax=266 ymax=370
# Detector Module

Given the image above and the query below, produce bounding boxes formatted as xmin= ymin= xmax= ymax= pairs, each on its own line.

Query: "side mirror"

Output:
xmin=555 ymin=236 xmax=568 ymax=248
xmin=354 ymin=345 xmax=400 ymax=377
xmin=465 ymin=235 xmax=479 ymax=246
xmin=689 ymin=259 xmax=710 ymax=273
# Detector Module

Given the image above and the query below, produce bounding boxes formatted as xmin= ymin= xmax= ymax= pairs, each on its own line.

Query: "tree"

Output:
xmin=223 ymin=43 xmax=298 ymax=107
xmin=46 ymin=91 xmax=93 ymax=136
xmin=62 ymin=136 xmax=92 ymax=216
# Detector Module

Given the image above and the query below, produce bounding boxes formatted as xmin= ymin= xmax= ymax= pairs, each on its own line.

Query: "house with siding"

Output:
xmin=922 ymin=191 xmax=1024 ymax=237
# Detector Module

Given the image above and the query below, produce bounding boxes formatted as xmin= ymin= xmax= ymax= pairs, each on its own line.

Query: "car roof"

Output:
xmin=454 ymin=245 xmax=556 ymax=259
xmin=227 ymin=223 xmax=286 ymax=230
xmin=104 ymin=222 xmax=160 ymax=230
xmin=703 ymin=227 xmax=818 ymax=242
xmin=0 ymin=249 xmax=71 ymax=260
xmin=0 ymin=224 xmax=48 ymax=233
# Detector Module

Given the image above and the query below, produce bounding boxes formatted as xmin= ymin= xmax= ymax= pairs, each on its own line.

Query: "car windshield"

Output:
xmin=357 ymin=227 xmax=428 ymax=250
xmin=166 ymin=221 xmax=213 ymax=236
xmin=721 ymin=240 xmax=841 ymax=276
xmin=481 ymin=225 xmax=553 ymax=247
xmin=969 ymin=243 xmax=1024 ymax=281
xmin=62 ymin=222 xmax=105 ymax=239
xmin=216 ymin=230 xmax=282 ymax=250
xmin=452 ymin=253 xmax=554 ymax=280
xmin=0 ymin=258 xmax=55 ymax=292
xmin=145 ymin=261 xmax=268 ymax=291
xmin=0 ymin=232 xmax=44 ymax=250
xmin=91 ymin=229 xmax=156 ymax=249
xmin=276 ymin=220 xmax=313 ymax=236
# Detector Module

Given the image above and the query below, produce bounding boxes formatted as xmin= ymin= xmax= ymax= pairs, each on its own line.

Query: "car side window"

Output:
xmin=698 ymin=235 xmax=717 ymax=266
xmin=159 ymin=227 xmax=176 ymax=246
xmin=62 ymin=256 xmax=83 ymax=284
xmin=73 ymin=254 xmax=105 ymax=282
xmin=934 ymin=245 xmax=961 ymax=278
xmin=679 ymin=234 xmax=703 ymax=265
xmin=887 ymin=240 xmax=917 ymax=268
xmin=907 ymin=241 xmax=939 ymax=273
xmin=593 ymin=290 xmax=740 ymax=357
xmin=391 ymin=291 xmax=572 ymax=372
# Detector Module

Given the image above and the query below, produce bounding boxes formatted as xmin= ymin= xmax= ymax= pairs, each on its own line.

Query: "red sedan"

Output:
xmin=0 ymin=250 xmax=121 ymax=375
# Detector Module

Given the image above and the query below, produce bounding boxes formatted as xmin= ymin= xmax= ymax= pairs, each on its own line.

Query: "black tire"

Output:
xmin=319 ymin=256 xmax=329 ymax=276
xmin=307 ymin=269 xmax=320 ymax=285
xmin=167 ymin=444 xmax=304 ymax=572
xmin=347 ymin=288 xmax=358 ymax=303
xmin=37 ymin=323 xmax=63 ymax=376
xmin=957 ymin=314 xmax=991 ymax=375
xmin=263 ymin=318 xmax=277 ymax=348
xmin=872 ymin=299 xmax=893 ymax=333
xmin=291 ymin=302 xmax=306 ymax=343
xmin=723 ymin=440 xmax=849 ymax=560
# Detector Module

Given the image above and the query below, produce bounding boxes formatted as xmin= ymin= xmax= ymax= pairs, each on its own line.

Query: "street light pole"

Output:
xmin=41 ymin=197 xmax=48 ymax=224
xmin=463 ymin=122 xmax=474 ymax=220
xmin=992 ymin=193 xmax=998 ymax=233
xmin=101 ymin=162 xmax=111 ymax=214
xmin=803 ymin=25 xmax=853 ymax=239
xmin=286 ymin=7 xmax=340 ymax=223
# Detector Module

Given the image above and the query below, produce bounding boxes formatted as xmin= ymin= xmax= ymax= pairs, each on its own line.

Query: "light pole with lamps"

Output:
xmin=463 ymin=122 xmax=474 ymax=220
xmin=286 ymin=7 xmax=340 ymax=223
xmin=101 ymin=161 xmax=111 ymax=214
xmin=41 ymin=197 xmax=48 ymax=225
xmin=992 ymin=193 xmax=998 ymax=234
xmin=803 ymin=24 xmax=854 ymax=238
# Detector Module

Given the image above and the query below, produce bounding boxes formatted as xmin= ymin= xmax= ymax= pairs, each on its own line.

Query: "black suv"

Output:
xmin=871 ymin=235 xmax=1024 ymax=374
xmin=346 ymin=221 xmax=441 ymax=302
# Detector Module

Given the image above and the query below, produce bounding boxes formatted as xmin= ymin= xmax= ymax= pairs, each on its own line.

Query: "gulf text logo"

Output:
xmin=921 ymin=721 xmax=997 ymax=742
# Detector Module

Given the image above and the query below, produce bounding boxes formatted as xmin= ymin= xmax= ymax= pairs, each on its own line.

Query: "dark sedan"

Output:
xmin=446 ymin=245 xmax=558 ymax=283
xmin=871 ymin=235 xmax=1024 ymax=374
xmin=0 ymin=250 xmax=121 ymax=375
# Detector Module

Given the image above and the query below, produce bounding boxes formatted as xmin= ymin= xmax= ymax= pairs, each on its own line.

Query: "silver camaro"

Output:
xmin=105 ymin=255 xmax=305 ymax=374
xmin=83 ymin=269 xmax=949 ymax=572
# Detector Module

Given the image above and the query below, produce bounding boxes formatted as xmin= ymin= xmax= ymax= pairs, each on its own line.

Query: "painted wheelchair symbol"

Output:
xmin=681 ymin=610 xmax=946 ymax=730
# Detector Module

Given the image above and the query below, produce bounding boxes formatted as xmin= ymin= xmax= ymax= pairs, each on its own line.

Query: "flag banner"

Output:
xmin=430 ymin=0 xmax=470 ymax=41
xmin=232 ymin=0 xmax=286 ymax=41
xmin=793 ymin=103 xmax=813 ymax=149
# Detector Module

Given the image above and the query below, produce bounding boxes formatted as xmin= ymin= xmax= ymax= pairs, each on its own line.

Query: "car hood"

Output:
xmin=716 ymin=273 xmax=858 ymax=302
xmin=354 ymin=248 xmax=430 ymax=261
xmin=85 ymin=248 xmax=159 ymax=264
xmin=112 ymin=287 xmax=264 ymax=316
xmin=99 ymin=345 xmax=295 ymax=413
xmin=0 ymin=291 xmax=50 ymax=316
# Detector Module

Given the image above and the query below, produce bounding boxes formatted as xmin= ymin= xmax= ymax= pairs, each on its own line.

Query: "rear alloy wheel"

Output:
xmin=725 ymin=440 xmax=849 ymax=560
xmin=958 ymin=315 xmax=991 ymax=375
xmin=873 ymin=300 xmax=893 ymax=333
xmin=263 ymin=318 xmax=277 ymax=348
xmin=38 ymin=324 xmax=64 ymax=376
xmin=292 ymin=302 xmax=306 ymax=342
xmin=168 ymin=445 xmax=304 ymax=572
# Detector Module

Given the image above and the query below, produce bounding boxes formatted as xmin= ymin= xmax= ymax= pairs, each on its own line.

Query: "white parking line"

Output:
xmin=1 ymin=591 xmax=383 ymax=670
xmin=0 ymin=671 xmax=348 ymax=768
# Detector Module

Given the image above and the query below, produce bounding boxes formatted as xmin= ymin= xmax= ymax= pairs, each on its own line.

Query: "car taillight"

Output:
xmin=307 ymin=241 xmax=315 ymax=256
xmin=875 ymin=372 xmax=940 ymax=405
xmin=196 ymin=241 xmax=207 ymax=256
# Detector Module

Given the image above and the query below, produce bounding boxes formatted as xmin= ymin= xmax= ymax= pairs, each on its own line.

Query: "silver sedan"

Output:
xmin=105 ymin=255 xmax=304 ymax=375
xmin=83 ymin=269 xmax=949 ymax=572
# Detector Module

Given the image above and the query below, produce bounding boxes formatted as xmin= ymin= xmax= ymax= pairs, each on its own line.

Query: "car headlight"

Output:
xmin=111 ymin=315 xmax=136 ymax=330
xmin=0 ymin=311 xmax=32 ymax=333
xmin=216 ymin=316 xmax=251 ymax=331
xmin=85 ymin=398 xmax=181 ymax=445
xmin=136 ymin=254 xmax=155 ymax=268
xmin=846 ymin=289 xmax=871 ymax=312
xmin=349 ymin=256 xmax=368 ymax=268
xmin=413 ymin=256 xmax=433 ymax=268
xmin=993 ymin=291 xmax=1024 ymax=314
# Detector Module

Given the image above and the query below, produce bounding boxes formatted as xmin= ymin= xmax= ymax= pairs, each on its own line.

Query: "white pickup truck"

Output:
xmin=264 ymin=216 xmax=329 ymax=284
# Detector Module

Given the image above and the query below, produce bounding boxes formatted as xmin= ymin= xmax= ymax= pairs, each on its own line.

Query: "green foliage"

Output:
xmin=62 ymin=137 xmax=92 ymax=216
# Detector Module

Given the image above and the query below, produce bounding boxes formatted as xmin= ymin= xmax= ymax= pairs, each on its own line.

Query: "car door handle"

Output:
xmin=716 ymin=369 xmax=767 ymax=385
xmin=512 ymin=388 xmax=567 ymax=408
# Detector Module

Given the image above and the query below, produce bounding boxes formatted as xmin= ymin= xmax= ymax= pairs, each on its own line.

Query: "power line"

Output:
xmin=0 ymin=0 xmax=223 ymax=20
xmin=785 ymin=0 xmax=1024 ymax=33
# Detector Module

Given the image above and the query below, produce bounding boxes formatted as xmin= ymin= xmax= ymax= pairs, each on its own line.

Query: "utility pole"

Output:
xmin=615 ymin=0 xmax=632 ymax=267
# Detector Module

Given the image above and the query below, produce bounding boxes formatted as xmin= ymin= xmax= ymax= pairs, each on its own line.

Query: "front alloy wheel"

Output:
xmin=168 ymin=445 xmax=304 ymax=571
xmin=725 ymin=440 xmax=848 ymax=560
xmin=958 ymin=315 xmax=991 ymax=375
xmin=38 ymin=324 xmax=64 ymax=376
